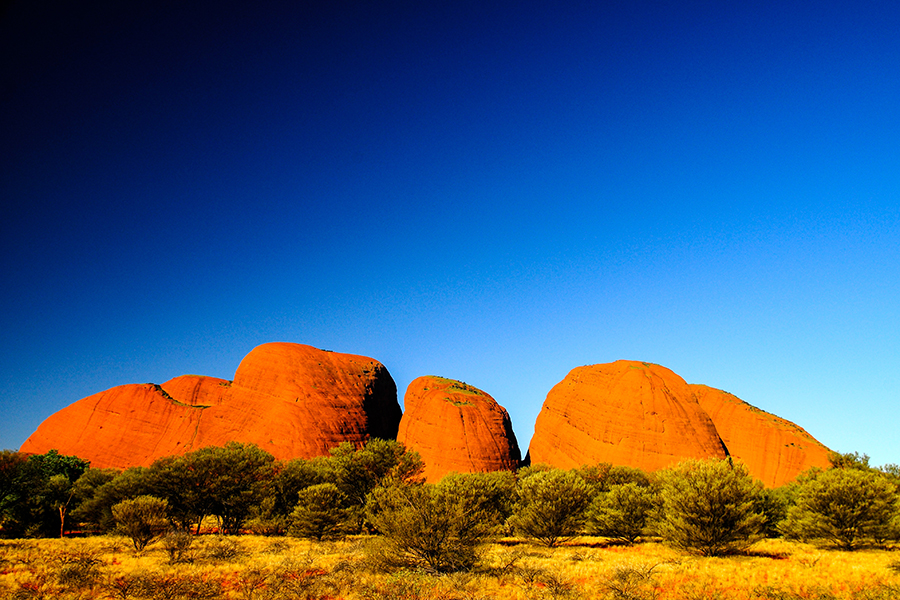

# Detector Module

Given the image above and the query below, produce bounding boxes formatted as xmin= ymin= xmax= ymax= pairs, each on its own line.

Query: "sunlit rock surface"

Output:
xmin=397 ymin=376 xmax=521 ymax=482
xmin=21 ymin=343 xmax=402 ymax=469
xmin=528 ymin=361 xmax=729 ymax=472
xmin=692 ymin=384 xmax=831 ymax=487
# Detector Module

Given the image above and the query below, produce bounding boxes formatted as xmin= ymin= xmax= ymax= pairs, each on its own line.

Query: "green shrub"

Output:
xmin=780 ymin=466 xmax=899 ymax=550
xmin=111 ymin=495 xmax=168 ymax=552
xmin=366 ymin=481 xmax=496 ymax=572
xmin=289 ymin=482 xmax=351 ymax=540
xmin=656 ymin=458 xmax=765 ymax=556
xmin=586 ymin=482 xmax=657 ymax=544
xmin=508 ymin=469 xmax=591 ymax=547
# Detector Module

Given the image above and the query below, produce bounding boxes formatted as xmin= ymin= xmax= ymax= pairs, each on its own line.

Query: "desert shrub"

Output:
xmin=601 ymin=562 xmax=660 ymax=600
xmin=780 ymin=466 xmax=899 ymax=550
xmin=162 ymin=530 xmax=194 ymax=563
xmin=656 ymin=458 xmax=765 ymax=556
xmin=828 ymin=450 xmax=871 ymax=470
xmin=139 ymin=572 xmax=222 ymax=600
xmin=606 ymin=465 xmax=653 ymax=488
xmin=586 ymin=482 xmax=657 ymax=544
xmin=53 ymin=548 xmax=103 ymax=590
xmin=508 ymin=469 xmax=591 ymax=547
xmin=104 ymin=573 xmax=149 ymax=600
xmin=112 ymin=495 xmax=169 ymax=552
xmin=366 ymin=480 xmax=497 ymax=572
xmin=203 ymin=535 xmax=241 ymax=561
xmin=437 ymin=470 xmax=517 ymax=530
xmin=754 ymin=485 xmax=792 ymax=538
xmin=289 ymin=482 xmax=351 ymax=540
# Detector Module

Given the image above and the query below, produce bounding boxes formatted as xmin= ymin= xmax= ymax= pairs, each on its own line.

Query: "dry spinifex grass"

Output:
xmin=0 ymin=536 xmax=897 ymax=600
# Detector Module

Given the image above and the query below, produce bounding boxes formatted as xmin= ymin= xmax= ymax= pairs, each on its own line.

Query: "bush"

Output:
xmin=289 ymin=483 xmax=351 ymax=540
xmin=53 ymin=549 xmax=103 ymax=590
xmin=203 ymin=535 xmax=241 ymax=561
xmin=437 ymin=470 xmax=517 ymax=530
xmin=366 ymin=481 xmax=497 ymax=572
xmin=111 ymin=495 xmax=169 ymax=552
xmin=508 ymin=469 xmax=591 ymax=547
xmin=162 ymin=530 xmax=194 ymax=563
xmin=656 ymin=458 xmax=765 ymax=556
xmin=586 ymin=482 xmax=657 ymax=544
xmin=780 ymin=466 xmax=899 ymax=550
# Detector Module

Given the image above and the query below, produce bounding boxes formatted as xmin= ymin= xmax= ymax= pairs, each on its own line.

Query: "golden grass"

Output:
xmin=0 ymin=535 xmax=897 ymax=599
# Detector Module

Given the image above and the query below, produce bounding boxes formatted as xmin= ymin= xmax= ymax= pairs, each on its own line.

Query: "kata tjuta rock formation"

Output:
xmin=691 ymin=384 xmax=831 ymax=487
xmin=20 ymin=343 xmax=402 ymax=470
xmin=529 ymin=361 xmax=728 ymax=474
xmin=528 ymin=360 xmax=830 ymax=487
xmin=397 ymin=376 xmax=521 ymax=482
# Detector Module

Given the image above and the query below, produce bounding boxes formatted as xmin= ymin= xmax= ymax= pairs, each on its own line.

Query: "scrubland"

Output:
xmin=1 ymin=535 xmax=898 ymax=600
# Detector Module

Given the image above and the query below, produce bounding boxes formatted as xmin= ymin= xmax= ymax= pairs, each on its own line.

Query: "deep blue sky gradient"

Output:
xmin=2 ymin=1 xmax=899 ymax=468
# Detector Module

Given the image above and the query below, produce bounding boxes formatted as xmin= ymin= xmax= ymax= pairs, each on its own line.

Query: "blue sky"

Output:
xmin=2 ymin=1 xmax=898 ymax=469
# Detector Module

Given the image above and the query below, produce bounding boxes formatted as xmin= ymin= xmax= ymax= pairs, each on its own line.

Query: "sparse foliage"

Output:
xmin=112 ymin=495 xmax=169 ymax=551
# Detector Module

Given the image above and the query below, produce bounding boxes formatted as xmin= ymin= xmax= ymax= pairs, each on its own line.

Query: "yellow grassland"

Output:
xmin=1 ymin=535 xmax=898 ymax=599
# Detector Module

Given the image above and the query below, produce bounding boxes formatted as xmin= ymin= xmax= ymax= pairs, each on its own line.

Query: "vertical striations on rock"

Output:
xmin=397 ymin=376 xmax=521 ymax=482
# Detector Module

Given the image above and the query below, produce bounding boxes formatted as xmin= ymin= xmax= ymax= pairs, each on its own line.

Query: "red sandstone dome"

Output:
xmin=528 ymin=360 xmax=831 ymax=487
xmin=692 ymin=384 xmax=831 ymax=487
xmin=528 ymin=361 xmax=728 ymax=473
xmin=20 ymin=343 xmax=402 ymax=469
xmin=397 ymin=376 xmax=521 ymax=482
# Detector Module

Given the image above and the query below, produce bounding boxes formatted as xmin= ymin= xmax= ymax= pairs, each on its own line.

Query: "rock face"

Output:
xmin=528 ymin=361 xmax=728 ymax=473
xmin=692 ymin=385 xmax=831 ymax=487
xmin=19 ymin=383 xmax=213 ymax=469
xmin=397 ymin=376 xmax=521 ymax=482
xmin=528 ymin=360 xmax=830 ymax=487
xmin=20 ymin=343 xmax=402 ymax=469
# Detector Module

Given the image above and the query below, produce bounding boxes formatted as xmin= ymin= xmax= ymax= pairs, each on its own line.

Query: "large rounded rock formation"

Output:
xmin=691 ymin=384 xmax=831 ymax=487
xmin=21 ymin=343 xmax=402 ymax=469
xmin=528 ymin=361 xmax=729 ymax=473
xmin=18 ymin=383 xmax=215 ymax=469
xmin=397 ymin=376 xmax=521 ymax=482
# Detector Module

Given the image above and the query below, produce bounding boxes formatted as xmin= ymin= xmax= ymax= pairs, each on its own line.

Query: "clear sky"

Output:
xmin=2 ymin=1 xmax=898 ymax=469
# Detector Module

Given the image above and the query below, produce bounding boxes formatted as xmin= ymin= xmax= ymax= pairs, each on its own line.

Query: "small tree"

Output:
xmin=112 ymin=495 xmax=169 ymax=551
xmin=289 ymin=483 xmax=351 ymax=540
xmin=327 ymin=438 xmax=424 ymax=531
xmin=183 ymin=442 xmax=276 ymax=534
xmin=586 ymin=482 xmax=657 ymax=544
xmin=780 ymin=466 xmax=899 ymax=550
xmin=508 ymin=469 xmax=591 ymax=547
xmin=657 ymin=458 xmax=765 ymax=556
